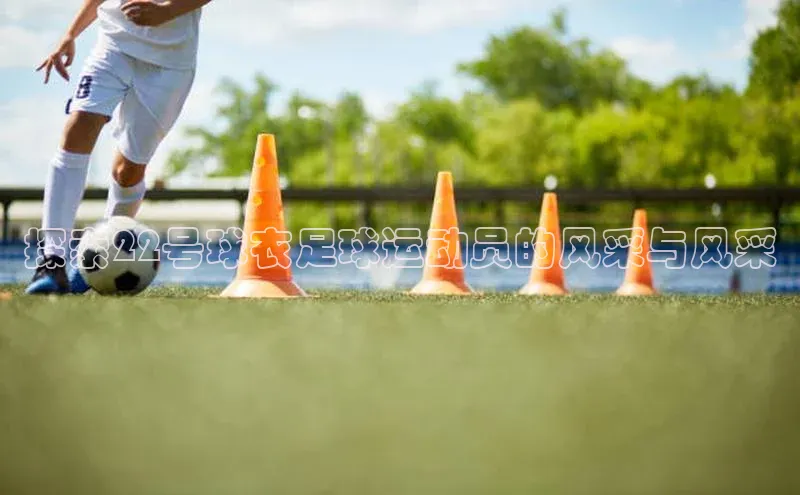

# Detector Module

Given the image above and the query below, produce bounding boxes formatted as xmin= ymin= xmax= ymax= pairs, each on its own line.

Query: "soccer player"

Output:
xmin=27 ymin=0 xmax=211 ymax=294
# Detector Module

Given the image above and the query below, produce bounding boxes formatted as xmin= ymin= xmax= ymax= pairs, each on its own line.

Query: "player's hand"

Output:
xmin=36 ymin=36 xmax=75 ymax=84
xmin=121 ymin=0 xmax=175 ymax=27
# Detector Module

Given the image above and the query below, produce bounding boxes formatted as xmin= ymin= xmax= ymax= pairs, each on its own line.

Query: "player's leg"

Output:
xmin=27 ymin=112 xmax=108 ymax=294
xmin=105 ymin=152 xmax=147 ymax=218
xmin=67 ymin=150 xmax=146 ymax=295
xmin=102 ymin=60 xmax=196 ymax=220
xmin=27 ymin=50 xmax=132 ymax=295
xmin=44 ymin=111 xmax=108 ymax=255
xmin=65 ymin=60 xmax=196 ymax=294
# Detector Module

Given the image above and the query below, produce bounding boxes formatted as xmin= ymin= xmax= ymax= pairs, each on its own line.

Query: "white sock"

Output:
xmin=42 ymin=149 xmax=91 ymax=258
xmin=105 ymin=179 xmax=146 ymax=218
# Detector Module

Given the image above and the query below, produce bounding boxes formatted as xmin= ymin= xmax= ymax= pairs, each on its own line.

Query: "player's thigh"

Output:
xmin=61 ymin=111 xmax=110 ymax=154
xmin=115 ymin=65 xmax=195 ymax=165
xmin=64 ymin=49 xmax=133 ymax=152
xmin=62 ymin=50 xmax=133 ymax=153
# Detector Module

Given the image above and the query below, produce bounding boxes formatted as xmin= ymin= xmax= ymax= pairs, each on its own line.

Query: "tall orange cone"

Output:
xmin=219 ymin=134 xmax=306 ymax=298
xmin=617 ymin=209 xmax=656 ymax=296
xmin=411 ymin=172 xmax=472 ymax=295
xmin=519 ymin=193 xmax=567 ymax=296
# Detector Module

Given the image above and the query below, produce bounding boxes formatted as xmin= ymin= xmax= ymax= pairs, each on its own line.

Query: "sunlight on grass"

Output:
xmin=1 ymin=287 xmax=799 ymax=494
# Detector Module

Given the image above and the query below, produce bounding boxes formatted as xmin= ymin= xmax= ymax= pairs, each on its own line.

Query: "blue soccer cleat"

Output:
xmin=25 ymin=255 xmax=69 ymax=295
xmin=68 ymin=265 xmax=91 ymax=294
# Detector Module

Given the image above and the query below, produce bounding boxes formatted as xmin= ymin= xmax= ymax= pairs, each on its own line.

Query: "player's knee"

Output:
xmin=61 ymin=112 xmax=108 ymax=154
xmin=112 ymin=156 xmax=146 ymax=187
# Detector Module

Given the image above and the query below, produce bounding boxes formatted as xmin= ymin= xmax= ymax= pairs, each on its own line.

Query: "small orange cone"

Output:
xmin=411 ymin=172 xmax=472 ymax=295
xmin=519 ymin=193 xmax=567 ymax=296
xmin=617 ymin=209 xmax=656 ymax=296
xmin=219 ymin=134 xmax=306 ymax=299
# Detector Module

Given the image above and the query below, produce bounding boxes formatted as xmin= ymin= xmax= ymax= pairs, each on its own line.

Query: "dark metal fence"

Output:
xmin=2 ymin=186 xmax=800 ymax=241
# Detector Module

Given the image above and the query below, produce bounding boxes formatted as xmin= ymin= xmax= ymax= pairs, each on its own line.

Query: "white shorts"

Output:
xmin=67 ymin=47 xmax=195 ymax=164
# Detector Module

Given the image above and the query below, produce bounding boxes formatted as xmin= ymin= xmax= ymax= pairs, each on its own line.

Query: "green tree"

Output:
xmin=166 ymin=74 xmax=283 ymax=177
xmin=457 ymin=10 xmax=639 ymax=111
xmin=395 ymin=82 xmax=475 ymax=151
xmin=748 ymin=0 xmax=800 ymax=99
xmin=332 ymin=92 xmax=369 ymax=139
xmin=664 ymin=74 xmax=736 ymax=100
xmin=474 ymin=98 xmax=574 ymax=185
xmin=743 ymin=98 xmax=800 ymax=184
xmin=571 ymin=104 xmax=668 ymax=188
xmin=163 ymin=3 xmax=800 ymax=209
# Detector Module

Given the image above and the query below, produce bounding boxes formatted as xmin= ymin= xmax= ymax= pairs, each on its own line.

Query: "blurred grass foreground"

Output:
xmin=1 ymin=288 xmax=799 ymax=494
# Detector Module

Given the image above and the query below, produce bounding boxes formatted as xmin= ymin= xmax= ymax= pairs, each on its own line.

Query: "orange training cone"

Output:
xmin=219 ymin=134 xmax=307 ymax=298
xmin=411 ymin=172 xmax=473 ymax=295
xmin=617 ymin=209 xmax=656 ymax=296
xmin=519 ymin=193 xmax=567 ymax=296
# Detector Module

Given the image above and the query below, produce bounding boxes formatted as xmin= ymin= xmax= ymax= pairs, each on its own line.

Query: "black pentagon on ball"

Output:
xmin=114 ymin=229 xmax=139 ymax=254
xmin=114 ymin=271 xmax=141 ymax=292
xmin=81 ymin=248 xmax=103 ymax=273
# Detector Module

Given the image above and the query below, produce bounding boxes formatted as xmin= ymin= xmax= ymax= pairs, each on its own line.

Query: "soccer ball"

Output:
xmin=76 ymin=216 xmax=160 ymax=295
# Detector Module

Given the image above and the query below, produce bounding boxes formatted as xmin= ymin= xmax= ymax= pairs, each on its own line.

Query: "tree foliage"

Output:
xmin=456 ymin=11 xmax=638 ymax=111
xmin=748 ymin=0 xmax=800 ymax=100
xmin=167 ymin=2 xmax=800 ymax=195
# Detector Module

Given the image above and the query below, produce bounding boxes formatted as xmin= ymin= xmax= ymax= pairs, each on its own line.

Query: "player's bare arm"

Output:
xmin=122 ymin=0 xmax=212 ymax=27
xmin=36 ymin=0 xmax=104 ymax=84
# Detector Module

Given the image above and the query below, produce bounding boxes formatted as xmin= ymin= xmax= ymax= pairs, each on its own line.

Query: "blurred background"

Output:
xmin=1 ymin=0 xmax=799 ymax=293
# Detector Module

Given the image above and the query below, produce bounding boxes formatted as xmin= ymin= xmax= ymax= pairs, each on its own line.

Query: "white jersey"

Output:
xmin=96 ymin=0 xmax=201 ymax=70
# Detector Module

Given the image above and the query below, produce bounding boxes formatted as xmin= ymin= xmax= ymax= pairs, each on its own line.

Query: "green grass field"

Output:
xmin=2 ymin=287 xmax=800 ymax=494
